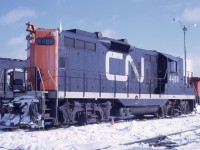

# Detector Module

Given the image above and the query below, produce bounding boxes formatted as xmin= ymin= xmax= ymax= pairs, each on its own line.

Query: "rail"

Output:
xmin=46 ymin=66 xmax=193 ymax=99
xmin=99 ymin=127 xmax=200 ymax=149
xmin=0 ymin=71 xmax=4 ymax=91
xmin=68 ymin=75 xmax=161 ymax=98
xmin=0 ymin=71 xmax=3 ymax=84
xmin=54 ymin=69 xmax=156 ymax=98
xmin=35 ymin=67 xmax=45 ymax=92
xmin=186 ymin=71 xmax=193 ymax=86
xmin=47 ymin=68 xmax=67 ymax=91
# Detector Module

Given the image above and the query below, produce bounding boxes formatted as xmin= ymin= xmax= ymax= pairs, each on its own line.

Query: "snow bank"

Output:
xmin=0 ymin=107 xmax=200 ymax=150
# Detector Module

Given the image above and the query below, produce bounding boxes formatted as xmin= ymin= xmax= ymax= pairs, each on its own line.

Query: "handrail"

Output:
xmin=35 ymin=67 xmax=45 ymax=91
xmin=48 ymin=69 xmax=57 ymax=89
xmin=45 ymin=66 xmax=181 ymax=98
xmin=130 ymin=60 xmax=144 ymax=83
xmin=192 ymin=83 xmax=198 ymax=95
xmin=186 ymin=71 xmax=193 ymax=86
xmin=0 ymin=70 xmax=3 ymax=83
xmin=0 ymin=71 xmax=4 ymax=91
xmin=153 ymin=68 xmax=168 ymax=81
xmin=187 ymin=71 xmax=193 ymax=77
xmin=48 ymin=67 xmax=67 ymax=90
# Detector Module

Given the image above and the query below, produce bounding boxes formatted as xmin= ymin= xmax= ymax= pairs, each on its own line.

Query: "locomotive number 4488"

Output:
xmin=169 ymin=75 xmax=179 ymax=83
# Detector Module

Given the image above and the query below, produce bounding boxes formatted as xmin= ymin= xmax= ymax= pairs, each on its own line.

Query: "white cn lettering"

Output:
xmin=105 ymin=51 xmax=144 ymax=82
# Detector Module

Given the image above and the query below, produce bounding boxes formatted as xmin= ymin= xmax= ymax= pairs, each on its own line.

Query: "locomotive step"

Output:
xmin=86 ymin=118 xmax=97 ymax=124
xmin=44 ymin=118 xmax=55 ymax=126
xmin=43 ymin=113 xmax=51 ymax=118
xmin=44 ymin=108 xmax=53 ymax=111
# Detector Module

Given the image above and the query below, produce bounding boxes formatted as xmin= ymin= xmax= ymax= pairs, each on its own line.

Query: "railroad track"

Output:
xmin=99 ymin=127 xmax=200 ymax=149
xmin=123 ymin=128 xmax=200 ymax=148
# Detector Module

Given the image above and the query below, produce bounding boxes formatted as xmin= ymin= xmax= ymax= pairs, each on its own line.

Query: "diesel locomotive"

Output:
xmin=0 ymin=22 xmax=197 ymax=128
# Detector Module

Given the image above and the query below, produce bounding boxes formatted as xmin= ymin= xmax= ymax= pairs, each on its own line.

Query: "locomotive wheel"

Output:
xmin=78 ymin=113 xmax=87 ymax=125
xmin=96 ymin=111 xmax=103 ymax=122
xmin=179 ymin=102 xmax=185 ymax=115
xmin=125 ymin=108 xmax=131 ymax=116
xmin=185 ymin=102 xmax=191 ymax=114
xmin=179 ymin=101 xmax=191 ymax=115
xmin=154 ymin=106 xmax=165 ymax=118
xmin=119 ymin=108 xmax=125 ymax=117
xmin=169 ymin=107 xmax=176 ymax=117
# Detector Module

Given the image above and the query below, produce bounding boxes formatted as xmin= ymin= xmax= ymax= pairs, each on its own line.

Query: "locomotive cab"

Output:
xmin=156 ymin=52 xmax=193 ymax=95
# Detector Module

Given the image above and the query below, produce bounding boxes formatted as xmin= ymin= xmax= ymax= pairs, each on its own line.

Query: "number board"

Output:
xmin=36 ymin=37 xmax=55 ymax=45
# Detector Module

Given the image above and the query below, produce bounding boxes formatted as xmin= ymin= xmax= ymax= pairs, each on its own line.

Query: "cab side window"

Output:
xmin=170 ymin=61 xmax=177 ymax=73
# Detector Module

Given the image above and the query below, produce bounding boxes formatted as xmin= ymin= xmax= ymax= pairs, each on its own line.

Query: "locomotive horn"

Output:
xmin=26 ymin=22 xmax=36 ymax=33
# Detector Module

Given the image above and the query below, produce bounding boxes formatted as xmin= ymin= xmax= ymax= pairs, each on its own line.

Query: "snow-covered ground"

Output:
xmin=1 ymin=107 xmax=200 ymax=150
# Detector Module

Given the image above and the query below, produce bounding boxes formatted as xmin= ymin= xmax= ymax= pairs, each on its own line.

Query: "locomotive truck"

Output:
xmin=0 ymin=22 xmax=197 ymax=128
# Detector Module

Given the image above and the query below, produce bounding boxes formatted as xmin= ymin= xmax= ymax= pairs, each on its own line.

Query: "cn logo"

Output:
xmin=105 ymin=51 xmax=144 ymax=82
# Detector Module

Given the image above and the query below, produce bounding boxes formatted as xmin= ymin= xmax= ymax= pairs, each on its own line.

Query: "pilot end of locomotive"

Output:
xmin=1 ymin=96 xmax=43 ymax=128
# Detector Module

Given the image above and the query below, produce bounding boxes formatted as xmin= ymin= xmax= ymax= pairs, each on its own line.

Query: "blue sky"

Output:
xmin=1 ymin=0 xmax=200 ymax=76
